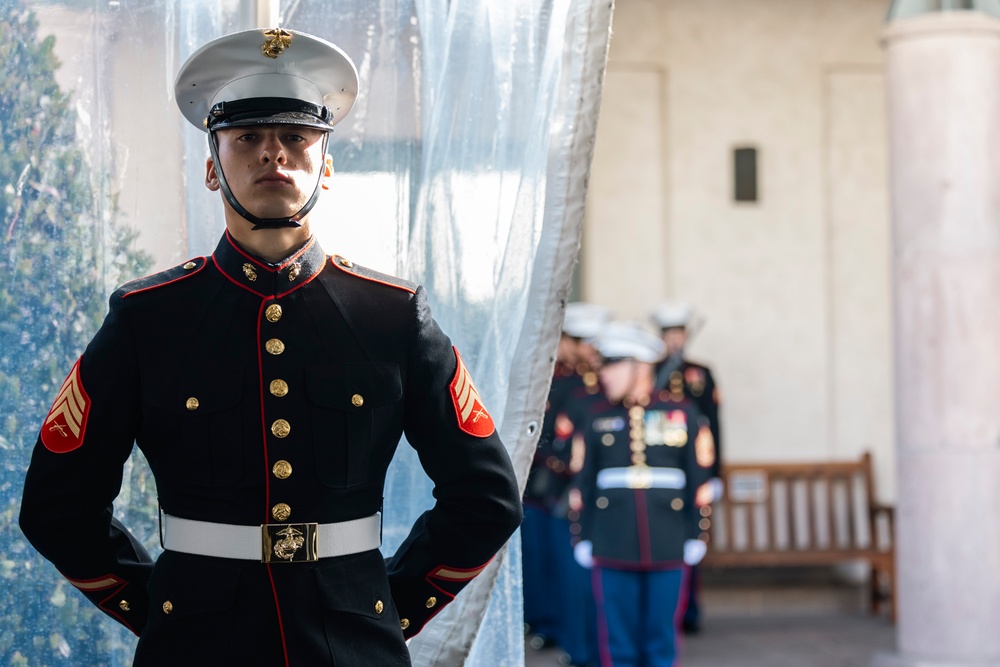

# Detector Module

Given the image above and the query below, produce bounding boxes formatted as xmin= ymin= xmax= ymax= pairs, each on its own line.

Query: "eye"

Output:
xmin=236 ymin=132 xmax=257 ymax=142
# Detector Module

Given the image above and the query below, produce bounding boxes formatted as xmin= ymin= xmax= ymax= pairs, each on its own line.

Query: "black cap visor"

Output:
xmin=207 ymin=97 xmax=334 ymax=132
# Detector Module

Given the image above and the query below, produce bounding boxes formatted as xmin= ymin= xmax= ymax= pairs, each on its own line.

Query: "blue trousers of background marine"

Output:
xmin=593 ymin=565 xmax=686 ymax=667
xmin=522 ymin=504 xmax=560 ymax=641
xmin=552 ymin=517 xmax=600 ymax=666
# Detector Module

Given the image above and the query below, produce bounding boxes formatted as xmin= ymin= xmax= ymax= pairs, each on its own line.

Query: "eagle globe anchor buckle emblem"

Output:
xmin=262 ymin=523 xmax=319 ymax=563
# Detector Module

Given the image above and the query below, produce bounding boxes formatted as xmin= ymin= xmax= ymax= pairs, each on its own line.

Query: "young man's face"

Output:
xmin=662 ymin=326 xmax=687 ymax=356
xmin=599 ymin=359 xmax=639 ymax=404
xmin=206 ymin=124 xmax=331 ymax=221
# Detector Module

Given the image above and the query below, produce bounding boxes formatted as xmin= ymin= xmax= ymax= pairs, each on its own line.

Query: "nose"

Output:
xmin=259 ymin=137 xmax=287 ymax=165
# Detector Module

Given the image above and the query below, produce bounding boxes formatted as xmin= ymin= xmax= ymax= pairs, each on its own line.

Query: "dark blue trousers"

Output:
xmin=552 ymin=517 xmax=599 ymax=665
xmin=593 ymin=565 xmax=686 ymax=667
xmin=522 ymin=504 xmax=559 ymax=640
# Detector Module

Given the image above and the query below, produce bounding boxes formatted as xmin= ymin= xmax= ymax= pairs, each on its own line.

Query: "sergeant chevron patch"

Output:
xmin=449 ymin=348 xmax=495 ymax=437
xmin=41 ymin=358 xmax=91 ymax=453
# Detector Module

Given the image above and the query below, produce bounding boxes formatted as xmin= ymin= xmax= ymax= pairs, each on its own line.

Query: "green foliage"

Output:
xmin=1 ymin=1 xmax=154 ymax=664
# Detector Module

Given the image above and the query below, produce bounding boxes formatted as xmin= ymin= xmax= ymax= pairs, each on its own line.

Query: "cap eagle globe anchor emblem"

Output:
xmin=262 ymin=28 xmax=293 ymax=59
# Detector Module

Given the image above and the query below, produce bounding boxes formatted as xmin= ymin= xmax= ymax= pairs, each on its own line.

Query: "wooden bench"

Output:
xmin=702 ymin=452 xmax=895 ymax=620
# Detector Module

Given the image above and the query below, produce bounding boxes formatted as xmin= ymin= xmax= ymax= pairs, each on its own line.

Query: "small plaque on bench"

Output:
xmin=728 ymin=470 xmax=769 ymax=503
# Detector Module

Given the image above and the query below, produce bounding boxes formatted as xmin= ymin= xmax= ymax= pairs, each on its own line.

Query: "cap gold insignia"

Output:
xmin=262 ymin=28 xmax=293 ymax=59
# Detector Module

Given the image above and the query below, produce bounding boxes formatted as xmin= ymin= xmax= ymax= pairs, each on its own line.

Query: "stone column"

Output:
xmin=876 ymin=11 xmax=1000 ymax=667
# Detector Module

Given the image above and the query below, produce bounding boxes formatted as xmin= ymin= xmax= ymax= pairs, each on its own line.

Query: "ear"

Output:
xmin=320 ymin=154 xmax=334 ymax=191
xmin=205 ymin=156 xmax=220 ymax=192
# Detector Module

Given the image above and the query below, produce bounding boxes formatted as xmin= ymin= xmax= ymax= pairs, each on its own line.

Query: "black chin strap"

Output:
xmin=209 ymin=131 xmax=330 ymax=230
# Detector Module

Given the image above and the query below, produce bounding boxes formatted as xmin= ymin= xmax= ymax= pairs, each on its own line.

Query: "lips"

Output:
xmin=256 ymin=171 xmax=293 ymax=185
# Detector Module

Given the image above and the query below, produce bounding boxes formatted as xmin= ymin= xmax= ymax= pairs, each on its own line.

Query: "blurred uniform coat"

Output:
xmin=655 ymin=357 xmax=722 ymax=477
xmin=19 ymin=232 xmax=522 ymax=666
xmin=576 ymin=394 xmax=713 ymax=568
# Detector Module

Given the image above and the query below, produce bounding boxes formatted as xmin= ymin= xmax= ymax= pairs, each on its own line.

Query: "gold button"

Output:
xmin=400 ymin=618 xmax=410 ymax=630
xmin=162 ymin=601 xmax=173 ymax=614
xmin=272 ymin=460 xmax=292 ymax=479
xmin=272 ymin=503 xmax=291 ymax=521
xmin=183 ymin=261 xmax=197 ymax=270
xmin=185 ymin=397 xmax=199 ymax=411
xmin=339 ymin=258 xmax=353 ymax=268
xmin=629 ymin=406 xmax=645 ymax=419
xmin=265 ymin=338 xmax=285 ymax=355
xmin=632 ymin=453 xmax=647 ymax=465
xmin=700 ymin=505 xmax=712 ymax=517
xmin=699 ymin=518 xmax=712 ymax=531
xmin=596 ymin=496 xmax=609 ymax=509
xmin=119 ymin=600 xmax=130 ymax=612
xmin=601 ymin=433 xmax=615 ymax=446
xmin=351 ymin=393 xmax=364 ymax=407
xmin=671 ymin=498 xmax=684 ymax=511
xmin=270 ymin=379 xmax=289 ymax=397
xmin=271 ymin=419 xmax=291 ymax=438
xmin=375 ymin=600 xmax=384 ymax=614
xmin=265 ymin=304 xmax=283 ymax=323
xmin=425 ymin=597 xmax=437 ymax=609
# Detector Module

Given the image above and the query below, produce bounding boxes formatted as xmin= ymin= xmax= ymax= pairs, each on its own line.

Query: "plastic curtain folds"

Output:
xmin=392 ymin=2 xmax=614 ymax=664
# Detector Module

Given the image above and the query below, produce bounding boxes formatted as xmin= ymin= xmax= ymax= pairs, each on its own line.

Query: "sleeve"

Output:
xmin=574 ymin=424 xmax=601 ymax=545
xmin=684 ymin=407 xmax=717 ymax=538
xmin=699 ymin=368 xmax=721 ymax=477
xmin=384 ymin=287 xmax=522 ymax=639
xmin=19 ymin=294 xmax=153 ymax=636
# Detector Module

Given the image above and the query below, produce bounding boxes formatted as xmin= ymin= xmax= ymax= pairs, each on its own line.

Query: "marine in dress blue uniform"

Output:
xmin=573 ymin=322 xmax=715 ymax=667
xmin=650 ymin=300 xmax=722 ymax=633
xmin=523 ymin=303 xmax=607 ymax=651
xmin=19 ymin=29 xmax=521 ymax=667
xmin=524 ymin=303 xmax=608 ymax=665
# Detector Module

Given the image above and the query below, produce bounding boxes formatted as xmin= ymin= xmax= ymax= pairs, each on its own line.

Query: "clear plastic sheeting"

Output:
xmin=1 ymin=0 xmax=613 ymax=664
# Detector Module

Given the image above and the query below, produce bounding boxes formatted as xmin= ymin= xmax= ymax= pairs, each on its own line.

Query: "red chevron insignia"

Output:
xmin=40 ymin=359 xmax=90 ymax=453
xmin=449 ymin=348 xmax=495 ymax=438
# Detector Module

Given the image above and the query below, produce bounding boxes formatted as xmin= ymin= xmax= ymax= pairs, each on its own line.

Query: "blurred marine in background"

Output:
xmin=650 ymin=300 xmax=722 ymax=634
xmin=573 ymin=320 xmax=715 ymax=667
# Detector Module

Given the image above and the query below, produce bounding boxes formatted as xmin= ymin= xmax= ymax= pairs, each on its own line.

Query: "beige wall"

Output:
xmin=584 ymin=0 xmax=896 ymax=498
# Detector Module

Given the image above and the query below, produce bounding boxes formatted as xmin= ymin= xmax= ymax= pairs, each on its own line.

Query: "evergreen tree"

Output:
xmin=1 ymin=1 xmax=153 ymax=663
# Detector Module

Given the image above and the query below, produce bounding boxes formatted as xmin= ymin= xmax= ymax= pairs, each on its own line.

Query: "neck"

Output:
xmin=225 ymin=214 xmax=312 ymax=263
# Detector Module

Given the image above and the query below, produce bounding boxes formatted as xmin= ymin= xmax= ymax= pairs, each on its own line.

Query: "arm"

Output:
xmin=19 ymin=295 xmax=153 ymax=635
xmin=385 ymin=287 xmax=522 ymax=639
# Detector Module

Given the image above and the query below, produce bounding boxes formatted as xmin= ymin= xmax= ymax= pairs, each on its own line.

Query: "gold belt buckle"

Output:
xmin=261 ymin=523 xmax=319 ymax=563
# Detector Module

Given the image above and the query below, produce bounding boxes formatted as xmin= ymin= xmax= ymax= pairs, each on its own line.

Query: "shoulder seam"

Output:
xmin=330 ymin=255 xmax=416 ymax=294
xmin=119 ymin=257 xmax=208 ymax=299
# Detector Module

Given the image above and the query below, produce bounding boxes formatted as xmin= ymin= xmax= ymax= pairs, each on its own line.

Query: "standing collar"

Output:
xmin=212 ymin=230 xmax=328 ymax=297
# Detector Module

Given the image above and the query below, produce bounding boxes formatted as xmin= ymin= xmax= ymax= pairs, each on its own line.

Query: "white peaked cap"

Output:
xmin=175 ymin=28 xmax=359 ymax=132
xmin=562 ymin=302 xmax=613 ymax=340
xmin=650 ymin=300 xmax=694 ymax=329
xmin=595 ymin=321 xmax=665 ymax=363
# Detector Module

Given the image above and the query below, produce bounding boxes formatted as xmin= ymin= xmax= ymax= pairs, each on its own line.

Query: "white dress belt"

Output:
xmin=597 ymin=466 xmax=686 ymax=490
xmin=161 ymin=512 xmax=382 ymax=563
